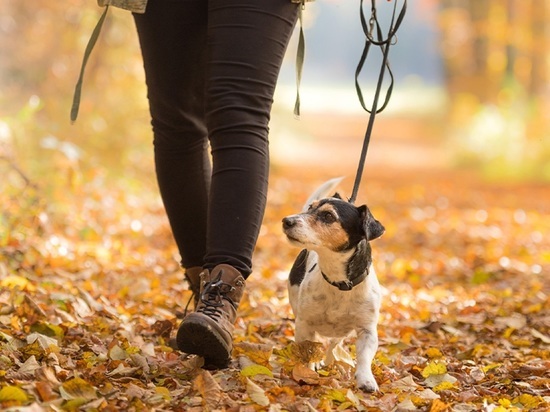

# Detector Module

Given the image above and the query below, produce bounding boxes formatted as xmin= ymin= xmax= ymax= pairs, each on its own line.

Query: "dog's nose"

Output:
xmin=282 ymin=217 xmax=296 ymax=230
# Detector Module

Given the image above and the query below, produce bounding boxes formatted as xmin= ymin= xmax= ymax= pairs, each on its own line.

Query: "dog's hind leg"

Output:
xmin=355 ymin=328 xmax=379 ymax=392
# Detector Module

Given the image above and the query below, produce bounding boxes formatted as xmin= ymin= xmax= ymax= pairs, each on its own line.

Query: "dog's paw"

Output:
xmin=356 ymin=372 xmax=379 ymax=393
xmin=308 ymin=361 xmax=324 ymax=371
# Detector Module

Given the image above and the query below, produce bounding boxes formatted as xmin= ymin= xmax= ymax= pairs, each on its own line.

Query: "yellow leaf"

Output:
xmin=425 ymin=348 xmax=443 ymax=359
xmin=245 ymin=378 xmax=270 ymax=407
xmin=59 ymin=377 xmax=97 ymax=401
xmin=433 ymin=381 xmax=456 ymax=392
xmin=498 ymin=399 xmax=512 ymax=408
xmin=0 ymin=386 xmax=28 ymax=402
xmin=511 ymin=339 xmax=531 ymax=347
xmin=240 ymin=364 xmax=273 ymax=378
xmin=0 ymin=275 xmax=35 ymax=291
xmin=429 ymin=399 xmax=450 ymax=412
xmin=324 ymin=389 xmax=347 ymax=404
xmin=422 ymin=361 xmax=447 ymax=378
xmin=482 ymin=363 xmax=501 ymax=373
xmin=154 ymin=386 xmax=172 ymax=401
xmin=513 ymin=393 xmax=542 ymax=409
xmin=503 ymin=327 xmax=515 ymax=339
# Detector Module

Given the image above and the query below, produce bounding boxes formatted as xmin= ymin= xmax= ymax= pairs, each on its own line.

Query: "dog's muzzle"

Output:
xmin=282 ymin=216 xmax=299 ymax=231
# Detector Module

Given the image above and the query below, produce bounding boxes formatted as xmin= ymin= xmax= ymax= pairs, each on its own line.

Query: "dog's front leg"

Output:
xmin=355 ymin=328 xmax=379 ymax=392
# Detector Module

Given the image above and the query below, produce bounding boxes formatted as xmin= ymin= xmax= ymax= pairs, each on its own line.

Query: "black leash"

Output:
xmin=349 ymin=0 xmax=407 ymax=205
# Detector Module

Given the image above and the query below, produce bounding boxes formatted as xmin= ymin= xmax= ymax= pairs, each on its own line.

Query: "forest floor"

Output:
xmin=1 ymin=114 xmax=549 ymax=411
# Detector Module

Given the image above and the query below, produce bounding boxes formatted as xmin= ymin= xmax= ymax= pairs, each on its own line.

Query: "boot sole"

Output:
xmin=176 ymin=319 xmax=231 ymax=369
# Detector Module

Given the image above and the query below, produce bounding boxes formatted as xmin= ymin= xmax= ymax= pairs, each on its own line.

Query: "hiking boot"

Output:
xmin=184 ymin=266 xmax=203 ymax=308
xmin=176 ymin=264 xmax=245 ymax=369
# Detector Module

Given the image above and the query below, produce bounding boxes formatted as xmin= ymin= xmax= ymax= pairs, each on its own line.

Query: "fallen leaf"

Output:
xmin=425 ymin=373 xmax=458 ymax=389
xmin=108 ymin=344 xmax=128 ymax=361
xmin=240 ymin=363 xmax=274 ymax=378
xmin=291 ymin=341 xmax=325 ymax=364
xmin=422 ymin=361 xmax=447 ymax=378
xmin=194 ymin=370 xmax=222 ymax=409
xmin=329 ymin=342 xmax=355 ymax=367
xmin=106 ymin=363 xmax=140 ymax=377
xmin=0 ymin=275 xmax=34 ymax=291
xmin=26 ymin=332 xmax=58 ymax=350
xmin=35 ymin=381 xmax=56 ymax=402
xmin=433 ymin=381 xmax=456 ymax=392
xmin=13 ymin=355 xmax=40 ymax=378
xmin=395 ymin=397 xmax=417 ymax=411
xmin=233 ymin=342 xmax=273 ymax=367
xmin=429 ymin=398 xmax=450 ymax=412
xmin=292 ymin=363 xmax=320 ymax=385
xmin=0 ymin=385 xmax=28 ymax=402
xmin=245 ymin=377 xmax=270 ymax=407
xmin=390 ymin=375 xmax=420 ymax=392
xmin=59 ymin=377 xmax=97 ymax=401
xmin=530 ymin=328 xmax=550 ymax=344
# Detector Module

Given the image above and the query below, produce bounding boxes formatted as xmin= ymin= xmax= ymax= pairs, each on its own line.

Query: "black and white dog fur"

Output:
xmin=282 ymin=178 xmax=385 ymax=392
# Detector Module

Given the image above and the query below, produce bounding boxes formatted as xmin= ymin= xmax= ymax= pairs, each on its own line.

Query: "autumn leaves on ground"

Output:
xmin=1 ymin=116 xmax=549 ymax=411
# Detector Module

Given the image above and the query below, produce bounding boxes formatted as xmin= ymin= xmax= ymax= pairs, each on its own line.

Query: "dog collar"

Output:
xmin=320 ymin=269 xmax=368 ymax=291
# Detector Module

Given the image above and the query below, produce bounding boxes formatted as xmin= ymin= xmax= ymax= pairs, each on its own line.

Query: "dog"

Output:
xmin=282 ymin=178 xmax=385 ymax=392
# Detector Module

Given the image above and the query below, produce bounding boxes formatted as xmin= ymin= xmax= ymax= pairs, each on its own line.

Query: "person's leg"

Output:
xmin=203 ymin=0 xmax=299 ymax=278
xmin=177 ymin=0 xmax=299 ymax=368
xmin=133 ymin=0 xmax=209 ymax=271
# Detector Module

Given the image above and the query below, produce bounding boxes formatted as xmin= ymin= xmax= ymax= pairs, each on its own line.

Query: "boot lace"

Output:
xmin=198 ymin=272 xmax=236 ymax=320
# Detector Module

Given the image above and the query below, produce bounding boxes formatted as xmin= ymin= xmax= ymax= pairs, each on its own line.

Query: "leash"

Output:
xmin=349 ymin=0 xmax=407 ymax=205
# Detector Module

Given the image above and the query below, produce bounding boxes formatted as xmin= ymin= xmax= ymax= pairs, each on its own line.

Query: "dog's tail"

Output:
xmin=302 ymin=177 xmax=344 ymax=212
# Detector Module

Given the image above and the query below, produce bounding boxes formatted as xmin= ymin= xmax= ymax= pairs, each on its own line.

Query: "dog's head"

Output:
xmin=282 ymin=193 xmax=385 ymax=252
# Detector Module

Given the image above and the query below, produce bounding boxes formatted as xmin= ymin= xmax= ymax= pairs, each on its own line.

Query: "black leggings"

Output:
xmin=133 ymin=0 xmax=298 ymax=277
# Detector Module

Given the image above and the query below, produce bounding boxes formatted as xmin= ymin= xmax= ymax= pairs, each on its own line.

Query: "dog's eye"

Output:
xmin=321 ymin=211 xmax=336 ymax=224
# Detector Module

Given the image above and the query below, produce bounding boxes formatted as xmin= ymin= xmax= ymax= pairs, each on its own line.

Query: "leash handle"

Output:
xmin=349 ymin=0 xmax=407 ymax=205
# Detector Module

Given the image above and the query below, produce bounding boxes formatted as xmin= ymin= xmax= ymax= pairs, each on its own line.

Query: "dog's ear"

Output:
xmin=332 ymin=192 xmax=343 ymax=200
xmin=358 ymin=205 xmax=385 ymax=241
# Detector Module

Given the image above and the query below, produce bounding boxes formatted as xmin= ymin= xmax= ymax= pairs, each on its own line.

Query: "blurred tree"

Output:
xmin=439 ymin=0 xmax=550 ymax=179
xmin=0 ymin=0 xmax=152 ymax=191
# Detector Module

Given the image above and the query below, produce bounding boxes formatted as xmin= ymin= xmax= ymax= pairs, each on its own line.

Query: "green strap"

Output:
xmin=294 ymin=2 xmax=305 ymax=117
xmin=70 ymin=6 xmax=110 ymax=123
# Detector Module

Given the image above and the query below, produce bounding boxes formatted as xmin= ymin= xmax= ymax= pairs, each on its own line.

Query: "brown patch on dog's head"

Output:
xmin=306 ymin=201 xmax=350 ymax=251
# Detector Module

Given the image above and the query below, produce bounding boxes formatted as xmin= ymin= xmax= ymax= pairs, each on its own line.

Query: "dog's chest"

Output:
xmin=290 ymin=263 xmax=380 ymax=338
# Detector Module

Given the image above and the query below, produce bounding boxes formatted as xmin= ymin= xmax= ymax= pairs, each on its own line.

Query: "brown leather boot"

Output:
xmin=176 ymin=264 xmax=245 ymax=369
xmin=184 ymin=266 xmax=203 ymax=308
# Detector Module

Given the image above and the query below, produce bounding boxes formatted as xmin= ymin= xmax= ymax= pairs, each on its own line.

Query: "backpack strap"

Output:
xmin=70 ymin=6 xmax=110 ymax=123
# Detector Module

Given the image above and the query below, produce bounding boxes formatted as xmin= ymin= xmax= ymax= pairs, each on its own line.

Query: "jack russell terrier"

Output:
xmin=282 ymin=178 xmax=385 ymax=392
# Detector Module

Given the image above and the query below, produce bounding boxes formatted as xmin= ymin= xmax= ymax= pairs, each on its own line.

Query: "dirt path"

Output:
xmin=271 ymin=113 xmax=450 ymax=173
